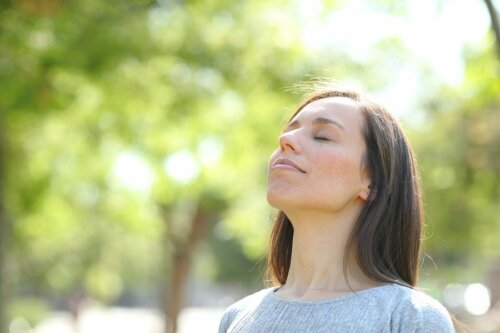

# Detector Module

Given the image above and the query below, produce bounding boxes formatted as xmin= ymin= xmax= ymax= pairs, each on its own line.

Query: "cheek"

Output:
xmin=317 ymin=149 xmax=351 ymax=170
xmin=316 ymin=150 xmax=362 ymax=185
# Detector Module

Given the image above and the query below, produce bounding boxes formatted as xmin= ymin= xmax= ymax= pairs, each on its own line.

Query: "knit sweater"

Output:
xmin=218 ymin=283 xmax=454 ymax=333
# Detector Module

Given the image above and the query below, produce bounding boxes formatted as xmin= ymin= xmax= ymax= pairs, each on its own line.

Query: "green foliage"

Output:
xmin=1 ymin=0 xmax=311 ymax=302
xmin=416 ymin=45 xmax=500 ymax=280
xmin=7 ymin=298 xmax=49 ymax=328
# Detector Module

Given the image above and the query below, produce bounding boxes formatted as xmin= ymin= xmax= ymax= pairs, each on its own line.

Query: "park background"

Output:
xmin=1 ymin=0 xmax=499 ymax=332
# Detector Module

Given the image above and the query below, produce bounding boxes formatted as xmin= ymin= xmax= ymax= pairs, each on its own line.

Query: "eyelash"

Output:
xmin=314 ymin=136 xmax=330 ymax=141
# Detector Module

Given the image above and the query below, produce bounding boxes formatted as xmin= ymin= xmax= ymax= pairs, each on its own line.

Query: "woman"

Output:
xmin=218 ymin=85 xmax=455 ymax=332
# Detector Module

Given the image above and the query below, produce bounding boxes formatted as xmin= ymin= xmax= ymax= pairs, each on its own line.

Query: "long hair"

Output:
xmin=267 ymin=86 xmax=423 ymax=288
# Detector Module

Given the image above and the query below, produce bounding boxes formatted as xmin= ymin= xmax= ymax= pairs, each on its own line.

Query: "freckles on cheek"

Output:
xmin=322 ymin=151 xmax=354 ymax=173
xmin=321 ymin=151 xmax=364 ymax=187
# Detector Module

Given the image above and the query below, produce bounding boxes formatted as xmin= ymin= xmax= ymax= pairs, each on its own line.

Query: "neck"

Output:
xmin=279 ymin=209 xmax=379 ymax=300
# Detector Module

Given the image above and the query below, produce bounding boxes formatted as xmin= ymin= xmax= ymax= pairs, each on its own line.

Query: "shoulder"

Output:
xmin=218 ymin=287 xmax=275 ymax=333
xmin=222 ymin=287 xmax=275 ymax=313
xmin=410 ymin=287 xmax=455 ymax=332
xmin=385 ymin=284 xmax=455 ymax=332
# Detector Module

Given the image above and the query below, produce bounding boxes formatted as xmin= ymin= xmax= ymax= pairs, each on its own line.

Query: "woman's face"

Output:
xmin=267 ymin=97 xmax=371 ymax=216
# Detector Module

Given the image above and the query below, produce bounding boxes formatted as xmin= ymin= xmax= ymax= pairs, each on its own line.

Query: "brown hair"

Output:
xmin=267 ymin=85 xmax=423 ymax=288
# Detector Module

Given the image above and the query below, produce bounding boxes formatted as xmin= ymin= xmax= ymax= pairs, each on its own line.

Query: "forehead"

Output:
xmin=292 ymin=97 xmax=363 ymax=125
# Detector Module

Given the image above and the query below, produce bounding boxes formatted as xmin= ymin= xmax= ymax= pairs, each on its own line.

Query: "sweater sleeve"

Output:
xmin=217 ymin=293 xmax=255 ymax=333
xmin=218 ymin=288 xmax=273 ymax=333
xmin=218 ymin=301 xmax=243 ymax=333
xmin=391 ymin=291 xmax=455 ymax=333
xmin=218 ymin=309 xmax=232 ymax=333
xmin=419 ymin=300 xmax=455 ymax=333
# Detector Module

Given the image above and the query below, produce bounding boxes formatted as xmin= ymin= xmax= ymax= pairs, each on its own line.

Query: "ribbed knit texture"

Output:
xmin=219 ymin=283 xmax=454 ymax=333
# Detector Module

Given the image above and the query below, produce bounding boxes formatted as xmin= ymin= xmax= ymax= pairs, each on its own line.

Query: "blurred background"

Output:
xmin=0 ymin=0 xmax=499 ymax=332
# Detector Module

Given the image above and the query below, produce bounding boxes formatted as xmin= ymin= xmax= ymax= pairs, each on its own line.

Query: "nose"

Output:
xmin=279 ymin=131 xmax=301 ymax=153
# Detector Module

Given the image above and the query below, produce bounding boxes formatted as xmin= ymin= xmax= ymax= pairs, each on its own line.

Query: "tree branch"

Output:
xmin=484 ymin=0 xmax=500 ymax=57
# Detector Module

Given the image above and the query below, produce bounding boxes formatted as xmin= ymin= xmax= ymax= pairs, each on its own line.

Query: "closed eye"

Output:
xmin=314 ymin=136 xmax=331 ymax=141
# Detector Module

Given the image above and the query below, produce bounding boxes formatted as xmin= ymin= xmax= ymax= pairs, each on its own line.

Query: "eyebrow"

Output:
xmin=286 ymin=117 xmax=345 ymax=131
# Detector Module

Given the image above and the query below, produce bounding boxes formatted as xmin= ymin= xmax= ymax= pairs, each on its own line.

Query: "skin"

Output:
xmin=267 ymin=97 xmax=378 ymax=301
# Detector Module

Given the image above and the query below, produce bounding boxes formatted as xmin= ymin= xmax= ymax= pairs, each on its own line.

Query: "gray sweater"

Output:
xmin=218 ymin=284 xmax=454 ymax=332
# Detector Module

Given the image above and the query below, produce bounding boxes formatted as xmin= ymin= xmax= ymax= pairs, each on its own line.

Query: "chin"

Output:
xmin=266 ymin=192 xmax=279 ymax=208
xmin=267 ymin=191 xmax=285 ymax=210
xmin=267 ymin=191 xmax=300 ymax=212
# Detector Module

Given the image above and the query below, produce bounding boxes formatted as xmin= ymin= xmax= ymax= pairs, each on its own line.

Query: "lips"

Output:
xmin=272 ymin=158 xmax=306 ymax=173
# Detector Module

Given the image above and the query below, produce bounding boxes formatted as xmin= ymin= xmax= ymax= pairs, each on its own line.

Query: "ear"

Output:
xmin=358 ymin=169 xmax=372 ymax=202
xmin=359 ymin=184 xmax=371 ymax=201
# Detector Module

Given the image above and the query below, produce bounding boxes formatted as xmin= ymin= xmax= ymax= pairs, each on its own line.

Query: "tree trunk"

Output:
xmin=484 ymin=0 xmax=500 ymax=57
xmin=163 ymin=200 xmax=213 ymax=333
xmin=166 ymin=249 xmax=191 ymax=333
xmin=0 ymin=116 xmax=9 ymax=333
